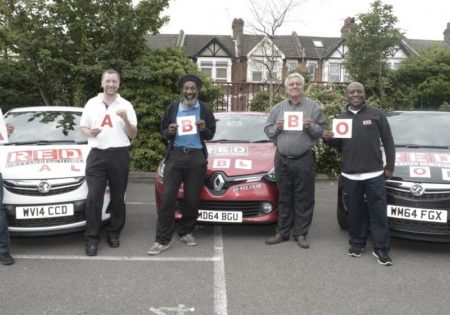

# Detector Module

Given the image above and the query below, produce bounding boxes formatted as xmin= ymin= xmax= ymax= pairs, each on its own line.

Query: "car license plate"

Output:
xmin=198 ymin=210 xmax=242 ymax=223
xmin=16 ymin=204 xmax=74 ymax=219
xmin=387 ymin=205 xmax=447 ymax=223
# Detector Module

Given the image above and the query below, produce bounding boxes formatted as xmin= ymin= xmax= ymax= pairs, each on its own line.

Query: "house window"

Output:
xmin=313 ymin=40 xmax=324 ymax=48
xmin=197 ymin=59 xmax=231 ymax=82
xmin=215 ymin=61 xmax=228 ymax=82
xmin=251 ymin=61 xmax=264 ymax=82
xmin=306 ymin=62 xmax=317 ymax=80
xmin=199 ymin=61 xmax=213 ymax=77
xmin=287 ymin=61 xmax=298 ymax=72
xmin=329 ymin=63 xmax=341 ymax=82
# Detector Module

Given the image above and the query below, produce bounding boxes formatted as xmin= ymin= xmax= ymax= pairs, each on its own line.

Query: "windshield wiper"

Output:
xmin=207 ymin=139 xmax=250 ymax=143
xmin=251 ymin=139 xmax=272 ymax=143
xmin=395 ymin=144 xmax=450 ymax=149
xmin=4 ymin=140 xmax=87 ymax=146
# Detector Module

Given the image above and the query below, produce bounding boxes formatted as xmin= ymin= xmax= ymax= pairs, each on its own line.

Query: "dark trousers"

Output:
xmin=84 ymin=148 xmax=130 ymax=243
xmin=275 ymin=151 xmax=315 ymax=238
xmin=156 ymin=150 xmax=206 ymax=245
xmin=0 ymin=173 xmax=11 ymax=254
xmin=341 ymin=174 xmax=390 ymax=250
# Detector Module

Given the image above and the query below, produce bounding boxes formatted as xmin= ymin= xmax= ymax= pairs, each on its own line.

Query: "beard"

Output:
xmin=183 ymin=93 xmax=198 ymax=106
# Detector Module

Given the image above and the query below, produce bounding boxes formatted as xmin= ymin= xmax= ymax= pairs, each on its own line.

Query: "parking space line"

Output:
xmin=214 ymin=226 xmax=228 ymax=315
xmin=13 ymin=255 xmax=219 ymax=262
xmin=14 ymin=226 xmax=229 ymax=314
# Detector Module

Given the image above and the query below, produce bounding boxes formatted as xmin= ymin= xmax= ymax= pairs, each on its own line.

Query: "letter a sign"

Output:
xmin=283 ymin=112 xmax=303 ymax=131
xmin=332 ymin=119 xmax=353 ymax=138
xmin=177 ymin=115 xmax=197 ymax=136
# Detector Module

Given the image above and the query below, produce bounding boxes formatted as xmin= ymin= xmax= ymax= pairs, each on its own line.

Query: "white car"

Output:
xmin=1 ymin=106 xmax=110 ymax=235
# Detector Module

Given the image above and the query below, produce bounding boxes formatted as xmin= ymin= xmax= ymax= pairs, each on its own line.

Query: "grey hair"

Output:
xmin=346 ymin=81 xmax=364 ymax=92
xmin=284 ymin=72 xmax=305 ymax=87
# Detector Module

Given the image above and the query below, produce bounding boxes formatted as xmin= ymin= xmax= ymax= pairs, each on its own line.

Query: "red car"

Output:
xmin=155 ymin=112 xmax=278 ymax=224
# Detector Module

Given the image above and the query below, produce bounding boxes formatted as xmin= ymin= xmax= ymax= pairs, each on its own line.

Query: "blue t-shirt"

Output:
xmin=173 ymin=101 xmax=202 ymax=149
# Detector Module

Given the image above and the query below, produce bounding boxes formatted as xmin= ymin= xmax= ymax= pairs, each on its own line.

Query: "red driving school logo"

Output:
xmin=5 ymin=148 xmax=84 ymax=168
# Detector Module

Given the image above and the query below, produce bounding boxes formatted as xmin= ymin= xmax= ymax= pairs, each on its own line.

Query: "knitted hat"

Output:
xmin=178 ymin=74 xmax=202 ymax=91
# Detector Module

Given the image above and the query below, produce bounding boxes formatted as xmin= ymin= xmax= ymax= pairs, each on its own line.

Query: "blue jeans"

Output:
xmin=341 ymin=174 xmax=390 ymax=250
xmin=0 ymin=173 xmax=11 ymax=254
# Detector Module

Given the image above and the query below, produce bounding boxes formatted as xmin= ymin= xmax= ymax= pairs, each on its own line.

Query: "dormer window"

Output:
xmin=313 ymin=40 xmax=324 ymax=48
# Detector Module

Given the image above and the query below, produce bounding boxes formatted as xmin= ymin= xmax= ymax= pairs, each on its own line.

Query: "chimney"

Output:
xmin=232 ymin=18 xmax=244 ymax=58
xmin=341 ymin=17 xmax=355 ymax=37
xmin=444 ymin=22 xmax=450 ymax=43
xmin=176 ymin=30 xmax=185 ymax=47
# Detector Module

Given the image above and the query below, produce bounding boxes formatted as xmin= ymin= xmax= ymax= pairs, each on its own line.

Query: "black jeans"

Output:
xmin=156 ymin=149 xmax=206 ymax=245
xmin=0 ymin=173 xmax=11 ymax=254
xmin=84 ymin=147 xmax=130 ymax=243
xmin=341 ymin=174 xmax=390 ymax=250
xmin=274 ymin=151 xmax=315 ymax=238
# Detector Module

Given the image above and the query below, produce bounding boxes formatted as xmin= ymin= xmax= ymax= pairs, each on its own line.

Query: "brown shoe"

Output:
xmin=296 ymin=235 xmax=310 ymax=249
xmin=265 ymin=234 xmax=289 ymax=245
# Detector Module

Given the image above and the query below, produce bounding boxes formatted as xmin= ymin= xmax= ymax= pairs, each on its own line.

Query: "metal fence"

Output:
xmin=212 ymin=81 xmax=347 ymax=112
xmin=213 ymin=82 xmax=284 ymax=112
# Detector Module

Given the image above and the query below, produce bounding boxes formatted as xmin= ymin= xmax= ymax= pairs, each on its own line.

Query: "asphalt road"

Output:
xmin=1 ymin=177 xmax=450 ymax=315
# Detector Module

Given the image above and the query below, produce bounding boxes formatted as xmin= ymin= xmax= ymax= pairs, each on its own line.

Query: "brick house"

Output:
xmin=146 ymin=18 xmax=450 ymax=84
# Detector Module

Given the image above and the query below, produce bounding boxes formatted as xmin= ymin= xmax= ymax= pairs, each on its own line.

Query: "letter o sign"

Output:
xmin=336 ymin=122 xmax=349 ymax=135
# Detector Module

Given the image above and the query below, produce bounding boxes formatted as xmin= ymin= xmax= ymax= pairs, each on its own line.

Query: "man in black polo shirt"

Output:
xmin=264 ymin=72 xmax=326 ymax=248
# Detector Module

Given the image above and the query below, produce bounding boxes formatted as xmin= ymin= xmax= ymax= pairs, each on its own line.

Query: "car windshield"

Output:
xmin=387 ymin=112 xmax=450 ymax=147
xmin=210 ymin=114 xmax=270 ymax=142
xmin=4 ymin=110 xmax=87 ymax=144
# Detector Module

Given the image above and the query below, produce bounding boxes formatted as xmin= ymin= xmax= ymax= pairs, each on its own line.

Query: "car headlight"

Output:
xmin=261 ymin=202 xmax=273 ymax=214
xmin=262 ymin=167 xmax=276 ymax=183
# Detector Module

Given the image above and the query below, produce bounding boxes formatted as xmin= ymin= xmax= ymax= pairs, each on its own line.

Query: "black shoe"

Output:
xmin=348 ymin=246 xmax=365 ymax=257
xmin=373 ymin=249 xmax=392 ymax=266
xmin=0 ymin=252 xmax=15 ymax=265
xmin=107 ymin=237 xmax=120 ymax=248
xmin=86 ymin=243 xmax=97 ymax=256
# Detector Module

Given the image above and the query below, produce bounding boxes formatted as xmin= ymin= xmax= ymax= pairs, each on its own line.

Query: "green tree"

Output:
xmin=1 ymin=0 xmax=169 ymax=106
xmin=121 ymin=47 xmax=223 ymax=171
xmin=388 ymin=46 xmax=450 ymax=109
xmin=342 ymin=0 xmax=403 ymax=106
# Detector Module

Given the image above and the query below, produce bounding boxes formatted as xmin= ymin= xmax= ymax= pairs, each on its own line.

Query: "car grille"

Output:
xmin=178 ymin=200 xmax=263 ymax=217
xmin=389 ymin=218 xmax=450 ymax=234
xmin=3 ymin=177 xmax=85 ymax=196
xmin=204 ymin=171 xmax=265 ymax=195
xmin=8 ymin=211 xmax=86 ymax=227
xmin=386 ymin=180 xmax=450 ymax=200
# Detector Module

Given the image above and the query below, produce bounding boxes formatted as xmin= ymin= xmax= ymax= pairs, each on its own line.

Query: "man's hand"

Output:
xmin=322 ymin=130 xmax=334 ymax=141
xmin=90 ymin=128 xmax=102 ymax=137
xmin=116 ymin=109 xmax=128 ymax=122
xmin=276 ymin=119 xmax=284 ymax=131
xmin=196 ymin=119 xmax=206 ymax=130
xmin=303 ymin=117 xmax=312 ymax=129
xmin=168 ymin=123 xmax=178 ymax=135
xmin=384 ymin=169 xmax=393 ymax=180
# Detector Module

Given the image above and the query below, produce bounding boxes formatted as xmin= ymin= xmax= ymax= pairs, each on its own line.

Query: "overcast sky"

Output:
xmin=155 ymin=0 xmax=449 ymax=41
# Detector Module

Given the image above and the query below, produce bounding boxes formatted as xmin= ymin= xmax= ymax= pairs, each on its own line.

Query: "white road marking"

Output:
xmin=13 ymin=254 xmax=219 ymax=262
xmin=126 ymin=201 xmax=156 ymax=205
xmin=214 ymin=226 xmax=228 ymax=315
xmin=14 ymin=226 xmax=229 ymax=315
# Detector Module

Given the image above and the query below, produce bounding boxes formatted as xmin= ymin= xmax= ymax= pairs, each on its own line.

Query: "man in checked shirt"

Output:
xmin=264 ymin=72 xmax=326 ymax=248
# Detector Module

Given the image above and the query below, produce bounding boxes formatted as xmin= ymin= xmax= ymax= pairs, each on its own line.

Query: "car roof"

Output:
xmin=7 ymin=106 xmax=83 ymax=113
